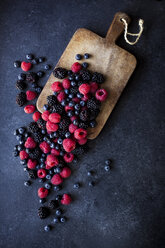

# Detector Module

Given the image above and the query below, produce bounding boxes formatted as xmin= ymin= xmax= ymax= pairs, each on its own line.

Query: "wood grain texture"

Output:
xmin=37 ymin=12 xmax=137 ymax=139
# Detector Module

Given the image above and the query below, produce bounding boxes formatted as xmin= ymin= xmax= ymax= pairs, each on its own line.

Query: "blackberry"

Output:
xmin=28 ymin=122 xmax=39 ymax=133
xmin=50 ymin=104 xmax=63 ymax=115
xmin=79 ymin=122 xmax=89 ymax=129
xmin=28 ymin=170 xmax=37 ymax=179
xmin=87 ymin=97 xmax=100 ymax=110
xmin=89 ymin=109 xmax=100 ymax=120
xmin=92 ymin=72 xmax=105 ymax=84
xmin=48 ymin=200 xmax=58 ymax=209
xmin=38 ymin=207 xmax=49 ymax=219
xmin=16 ymin=92 xmax=26 ymax=107
xmin=58 ymin=129 xmax=66 ymax=138
xmin=70 ymin=87 xmax=78 ymax=95
xmin=79 ymin=109 xmax=89 ymax=122
xmin=15 ymin=80 xmax=27 ymax=90
xmin=72 ymin=145 xmax=87 ymax=155
xmin=53 ymin=67 xmax=67 ymax=79
xmin=26 ymin=72 xmax=38 ymax=83
xmin=59 ymin=118 xmax=70 ymax=131
xmin=37 ymin=119 xmax=46 ymax=129
xmin=29 ymin=148 xmax=41 ymax=160
xmin=33 ymin=132 xmax=43 ymax=143
xmin=47 ymin=95 xmax=57 ymax=106
xmin=80 ymin=69 xmax=91 ymax=81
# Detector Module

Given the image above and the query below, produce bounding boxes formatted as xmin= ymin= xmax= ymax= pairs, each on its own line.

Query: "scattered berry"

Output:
xmin=60 ymin=167 xmax=71 ymax=178
xmin=61 ymin=194 xmax=72 ymax=205
xmin=38 ymin=57 xmax=45 ymax=63
xmin=14 ymin=61 xmax=21 ymax=68
xmin=53 ymin=67 xmax=67 ymax=79
xmin=104 ymin=165 xmax=111 ymax=171
xmin=39 ymin=141 xmax=51 ymax=154
xmin=73 ymin=183 xmax=80 ymax=189
xmin=38 ymin=206 xmax=49 ymax=219
xmin=60 ymin=216 xmax=67 ymax=223
xmin=51 ymin=174 xmax=63 ymax=185
xmin=21 ymin=61 xmax=32 ymax=72
xmin=38 ymin=187 xmax=49 ymax=198
xmin=26 ymin=90 xmax=37 ymax=101
xmin=44 ymin=225 xmax=51 ymax=232
xmin=79 ymin=83 xmax=90 ymax=95
xmin=105 ymin=159 xmax=112 ymax=165
xmin=37 ymin=169 xmax=47 ymax=178
xmin=75 ymin=54 xmax=82 ymax=60
xmin=74 ymin=128 xmax=87 ymax=140
xmin=24 ymin=105 xmax=35 ymax=114
xmin=25 ymin=137 xmax=36 ymax=149
xmin=82 ymin=62 xmax=88 ymax=69
xmin=44 ymin=64 xmax=51 ymax=70
xmin=89 ymin=181 xmax=95 ymax=187
xmin=27 ymin=159 xmax=37 ymax=169
xmin=19 ymin=150 xmax=29 ymax=160
xmin=32 ymin=111 xmax=41 ymax=122
xmin=24 ymin=180 xmax=31 ymax=187
xmin=84 ymin=53 xmax=90 ymax=59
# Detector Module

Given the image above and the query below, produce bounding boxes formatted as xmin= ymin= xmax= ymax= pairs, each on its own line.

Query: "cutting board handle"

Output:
xmin=106 ymin=12 xmax=131 ymax=44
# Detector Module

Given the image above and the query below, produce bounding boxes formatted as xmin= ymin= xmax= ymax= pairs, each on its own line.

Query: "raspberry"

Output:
xmin=51 ymin=174 xmax=63 ymax=185
xmin=65 ymin=105 xmax=74 ymax=112
xmin=79 ymin=83 xmax=90 ymax=95
xmin=51 ymin=81 xmax=63 ymax=92
xmin=63 ymin=138 xmax=76 ymax=152
xmin=77 ymin=138 xmax=87 ymax=145
xmin=63 ymin=153 xmax=74 ymax=163
xmin=48 ymin=113 xmax=61 ymax=123
xmin=69 ymin=123 xmax=78 ymax=133
xmin=53 ymin=67 xmax=67 ymax=79
xmin=51 ymin=148 xmax=60 ymax=156
xmin=95 ymin=89 xmax=108 ymax=101
xmin=25 ymin=137 xmax=36 ymax=149
xmin=39 ymin=141 xmax=51 ymax=154
xmin=62 ymin=79 xmax=71 ymax=89
xmin=60 ymin=167 xmax=71 ymax=178
xmin=33 ymin=111 xmax=41 ymax=122
xmin=24 ymin=105 xmax=35 ymax=114
xmin=19 ymin=150 xmax=29 ymax=160
xmin=46 ymin=154 xmax=59 ymax=167
xmin=37 ymin=169 xmax=46 ymax=178
xmin=57 ymin=91 xmax=66 ymax=102
xmin=38 ymin=187 xmax=48 ymax=198
xmin=42 ymin=110 xmax=50 ymax=121
xmin=21 ymin=61 xmax=32 ymax=72
xmin=27 ymin=159 xmax=37 ymax=169
xmin=89 ymin=82 xmax=98 ymax=94
xmin=26 ymin=90 xmax=37 ymax=101
xmin=46 ymin=121 xmax=58 ymax=132
xmin=70 ymin=116 xmax=77 ymax=122
xmin=74 ymin=128 xmax=87 ymax=140
xmin=71 ymin=62 xmax=82 ymax=73
xmin=61 ymin=194 xmax=72 ymax=205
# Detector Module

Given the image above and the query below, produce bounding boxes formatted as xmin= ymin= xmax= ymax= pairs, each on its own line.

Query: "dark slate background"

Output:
xmin=0 ymin=0 xmax=164 ymax=247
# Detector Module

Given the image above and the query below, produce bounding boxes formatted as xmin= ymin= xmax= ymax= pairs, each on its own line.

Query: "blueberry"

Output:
xmin=53 ymin=91 xmax=58 ymax=96
xmin=82 ymin=62 xmax=89 ymax=69
xmin=24 ymin=180 xmax=31 ymax=187
xmin=46 ymin=175 xmax=51 ymax=180
xmin=55 ymin=144 xmax=60 ymax=150
xmin=44 ymin=225 xmax=51 ymax=232
xmin=40 ymin=163 xmax=45 ymax=168
xmin=18 ymin=73 xmax=26 ymax=81
xmin=55 ymin=195 xmax=62 ymax=201
xmin=14 ymin=61 xmax=21 ymax=68
xmin=31 ymin=58 xmax=38 ymax=64
xmin=75 ymin=110 xmax=80 ymax=115
xmin=105 ymin=159 xmax=112 ymax=165
xmin=60 ymin=151 xmax=64 ymax=156
xmin=67 ymin=110 xmax=74 ymax=117
xmin=14 ymin=129 xmax=19 ymax=135
xmin=39 ymin=198 xmax=46 ymax=204
xmin=89 ymin=181 xmax=95 ymax=187
xmin=61 ymin=100 xmax=67 ymax=106
xmin=24 ymin=132 xmax=29 ymax=138
xmin=49 ymin=133 xmax=54 ymax=139
xmin=23 ymin=167 xmax=28 ymax=172
xmin=17 ymin=145 xmax=24 ymax=151
xmin=43 ymin=104 xmax=49 ymax=111
xmin=84 ymin=53 xmax=90 ymax=59
xmin=36 ymin=165 xmax=40 ymax=170
xmin=68 ymin=93 xmax=74 ymax=99
xmin=80 ymin=100 xmax=86 ymax=106
xmin=50 ymin=143 xmax=55 ymax=148
xmin=60 ymin=216 xmax=66 ymax=223
xmin=73 ymin=157 xmax=78 ymax=164
xmin=54 ymin=185 xmax=61 ymax=191
xmin=20 ymin=159 xmax=27 ymax=165
xmin=32 ymin=82 xmax=38 ymax=88
xmin=44 ymin=64 xmax=51 ymax=70
xmin=39 ymin=178 xmax=45 ymax=183
xmin=56 ymin=208 xmax=62 ymax=216
xmin=75 ymin=104 xmax=80 ymax=110
xmin=64 ymin=89 xmax=69 ymax=94
xmin=37 ymin=71 xmax=44 ymax=78
xmin=69 ymin=101 xmax=75 ymax=107
xmin=71 ymin=81 xmax=76 ymax=87
xmin=73 ymin=119 xmax=79 ymax=126
xmin=35 ymin=87 xmax=42 ymax=93
xmin=54 ymin=132 xmax=59 ymax=138
xmin=13 ymin=150 xmax=19 ymax=157
xmin=90 ymin=120 xmax=97 ymax=128
xmin=45 ymin=183 xmax=51 ymax=189
xmin=75 ymin=54 xmax=82 ymax=60
xmin=57 ymin=138 xmax=63 ymax=145
xmin=19 ymin=140 xmax=24 ymax=145
xmin=75 ymin=74 xmax=81 ymax=81
xmin=104 ymin=165 xmax=111 ymax=172
xmin=68 ymin=75 xmax=74 ymax=81
xmin=42 ymin=153 xmax=46 ymax=158
xmin=18 ymin=127 xmax=26 ymax=134
xmin=56 ymin=167 xmax=62 ymax=173
xmin=25 ymin=148 xmax=30 ymax=154
xmin=73 ymin=183 xmax=80 ymax=189
xmin=87 ymin=171 xmax=93 ymax=176
xmin=14 ymin=145 xmax=18 ymax=151
xmin=65 ymin=132 xmax=71 ymax=138
xmin=38 ymin=57 xmax=45 ymax=63
xmin=53 ymin=217 xmax=59 ymax=223
xmin=67 ymin=70 xmax=72 ymax=75
xmin=26 ymin=54 xmax=34 ymax=60
xmin=41 ymin=129 xmax=46 ymax=134
xmin=49 ymin=169 xmax=54 ymax=175
xmin=16 ymin=134 xmax=23 ymax=141
xmin=77 ymin=92 xmax=83 ymax=98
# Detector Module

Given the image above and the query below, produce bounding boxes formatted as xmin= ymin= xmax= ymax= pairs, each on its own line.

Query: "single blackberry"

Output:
xmin=26 ymin=72 xmax=38 ymax=83
xmin=53 ymin=67 xmax=67 ymax=79
xmin=48 ymin=200 xmax=58 ymax=209
xmin=50 ymin=104 xmax=63 ymax=115
xmin=33 ymin=132 xmax=43 ymax=143
xmin=28 ymin=170 xmax=37 ymax=179
xmin=38 ymin=207 xmax=49 ymax=219
xmin=47 ymin=95 xmax=57 ymax=106
xmin=70 ymin=87 xmax=78 ymax=95
xmin=58 ymin=129 xmax=66 ymax=138
xmin=79 ymin=122 xmax=89 ymax=129
xmin=15 ymin=80 xmax=27 ymax=90
xmin=87 ymin=97 xmax=100 ymax=110
xmin=92 ymin=72 xmax=105 ymax=84
xmin=79 ymin=109 xmax=89 ymax=122
xmin=29 ymin=148 xmax=41 ymax=160
xmin=16 ymin=92 xmax=26 ymax=107
xmin=28 ymin=122 xmax=40 ymax=133
xmin=72 ymin=145 xmax=87 ymax=155
xmin=59 ymin=118 xmax=70 ymax=131
xmin=37 ymin=119 xmax=46 ymax=129
xmin=80 ymin=69 xmax=91 ymax=81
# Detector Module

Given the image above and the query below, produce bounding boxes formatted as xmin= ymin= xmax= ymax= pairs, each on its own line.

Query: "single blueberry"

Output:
xmin=56 ymin=167 xmax=62 ymax=173
xmin=31 ymin=58 xmax=39 ymax=64
xmin=44 ymin=225 xmax=51 ymax=232
xmin=24 ymin=132 xmax=29 ymax=138
xmin=69 ymin=101 xmax=75 ymax=107
xmin=77 ymin=92 xmax=83 ymax=98
xmin=75 ymin=110 xmax=80 ymax=115
xmin=54 ymin=185 xmax=61 ymax=191
xmin=19 ymin=140 xmax=24 ymax=145
xmin=35 ymin=87 xmax=42 ymax=93
xmin=61 ymin=100 xmax=67 ymax=106
xmin=46 ymin=175 xmax=51 ymax=180
xmin=17 ymin=145 xmax=24 ymax=151
xmin=56 ymin=208 xmax=62 ymax=216
xmin=53 ymin=217 xmax=59 ymax=223
xmin=54 ymin=132 xmax=59 ymax=138
xmin=67 ymin=70 xmax=72 ymax=75
xmin=23 ymin=167 xmax=28 ymax=172
xmin=75 ymin=54 xmax=82 ymax=60
xmin=19 ymin=127 xmax=26 ymax=134
xmin=104 ymin=165 xmax=111 ymax=172
xmin=90 ymin=120 xmax=97 ymax=128
xmin=43 ymin=104 xmax=49 ymax=111
xmin=75 ymin=104 xmax=80 ymax=110
xmin=55 ymin=144 xmax=60 ymax=150
xmin=89 ymin=181 xmax=95 ymax=187
xmin=41 ymin=129 xmax=46 ymax=135
xmin=87 ymin=171 xmax=93 ymax=176
xmin=75 ymin=74 xmax=81 ymax=81
xmin=80 ymin=100 xmax=86 ymax=106
xmin=45 ymin=183 xmax=51 ymax=189
xmin=13 ymin=150 xmax=19 ymax=157
xmin=16 ymin=134 xmax=23 ymax=141
xmin=42 ymin=153 xmax=46 ymax=158
xmin=68 ymin=93 xmax=74 ymax=99
xmin=67 ymin=111 xmax=74 ymax=117
xmin=71 ymin=81 xmax=76 ymax=87
xmin=44 ymin=64 xmax=51 ymax=70
xmin=60 ymin=151 xmax=64 ymax=156
xmin=82 ymin=62 xmax=88 ymax=69
xmin=24 ymin=180 xmax=31 ymax=187
xmin=14 ymin=145 xmax=18 ymax=151
xmin=73 ymin=183 xmax=80 ymax=189
xmin=55 ymin=195 xmax=62 ymax=201
xmin=105 ymin=159 xmax=112 ymax=165
xmin=57 ymin=138 xmax=63 ymax=145
xmin=14 ymin=61 xmax=21 ymax=68
xmin=32 ymin=82 xmax=38 ymax=88
xmin=37 ymin=71 xmax=44 ymax=78
xmin=60 ymin=216 xmax=66 ymax=223
xmin=38 ymin=57 xmax=45 ymax=63
xmin=50 ymin=143 xmax=55 ymax=148
xmin=53 ymin=91 xmax=58 ymax=96
xmin=68 ymin=75 xmax=74 ymax=81
xmin=84 ymin=53 xmax=90 ymax=59
xmin=39 ymin=198 xmax=46 ymax=204
xmin=14 ymin=129 xmax=19 ymax=135
xmin=18 ymin=73 xmax=26 ymax=81
xmin=65 ymin=132 xmax=71 ymax=138
xmin=64 ymin=89 xmax=69 ymax=94
xmin=73 ymin=119 xmax=79 ymax=126
xmin=20 ymin=159 xmax=27 ymax=165
xmin=26 ymin=54 xmax=34 ymax=60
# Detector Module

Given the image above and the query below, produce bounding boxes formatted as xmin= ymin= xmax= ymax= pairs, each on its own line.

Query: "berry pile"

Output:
xmin=13 ymin=52 xmax=109 ymax=231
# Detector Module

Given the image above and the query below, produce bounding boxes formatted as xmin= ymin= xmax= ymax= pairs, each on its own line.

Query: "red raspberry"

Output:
xmin=51 ymin=81 xmax=63 ymax=92
xmin=39 ymin=141 xmax=51 ymax=154
xmin=25 ymin=137 xmax=36 ymax=149
xmin=62 ymin=78 xmax=71 ymax=89
xmin=37 ymin=169 xmax=46 ymax=178
xmin=33 ymin=111 xmax=41 ymax=122
xmin=42 ymin=110 xmax=50 ymax=121
xmin=46 ymin=154 xmax=59 ymax=167
xmin=61 ymin=194 xmax=72 ymax=205
xmin=26 ymin=90 xmax=37 ymax=101
xmin=64 ymin=153 xmax=74 ymax=163
xmin=71 ymin=62 xmax=82 ymax=73
xmin=63 ymin=138 xmax=76 ymax=152
xmin=21 ymin=61 xmax=32 ymax=72
xmin=51 ymin=174 xmax=63 ymax=185
xmin=46 ymin=121 xmax=58 ymax=132
xmin=70 ymin=116 xmax=77 ymax=122
xmin=27 ymin=159 xmax=37 ymax=169
xmin=51 ymin=148 xmax=60 ymax=156
xmin=57 ymin=91 xmax=66 ymax=102
xmin=60 ymin=167 xmax=71 ymax=178
xmin=38 ymin=187 xmax=48 ymax=198
xmin=69 ymin=123 xmax=78 ymax=133
xmin=24 ymin=105 xmax=35 ymax=114
xmin=19 ymin=150 xmax=29 ymax=160
xmin=49 ymin=113 xmax=61 ymax=123
xmin=89 ymin=82 xmax=98 ymax=94
xmin=74 ymin=128 xmax=87 ymax=140
xmin=79 ymin=83 xmax=91 ymax=95
xmin=65 ymin=105 xmax=74 ymax=112
xmin=77 ymin=138 xmax=87 ymax=145
xmin=81 ymin=94 xmax=90 ymax=101
xmin=95 ymin=89 xmax=108 ymax=101
xmin=72 ymin=97 xmax=80 ymax=103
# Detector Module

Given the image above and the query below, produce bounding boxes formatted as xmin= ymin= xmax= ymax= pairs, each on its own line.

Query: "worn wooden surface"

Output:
xmin=37 ymin=12 xmax=137 ymax=139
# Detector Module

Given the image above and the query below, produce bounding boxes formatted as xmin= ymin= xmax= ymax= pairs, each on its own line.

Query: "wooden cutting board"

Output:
xmin=37 ymin=12 xmax=137 ymax=139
